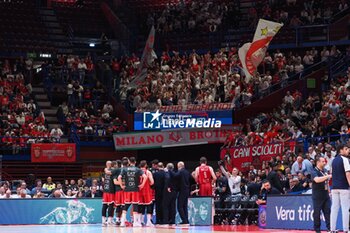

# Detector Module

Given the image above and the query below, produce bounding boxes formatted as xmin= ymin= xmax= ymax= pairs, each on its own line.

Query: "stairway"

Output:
xmin=38 ymin=8 xmax=73 ymax=54
xmin=32 ymin=85 xmax=61 ymax=131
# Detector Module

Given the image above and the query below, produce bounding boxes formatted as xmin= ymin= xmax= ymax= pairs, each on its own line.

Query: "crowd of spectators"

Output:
xmin=0 ymin=176 xmax=104 ymax=199
xmin=45 ymin=55 xmax=130 ymax=141
xmin=221 ymin=61 xmax=349 ymax=150
xmin=145 ymin=0 xmax=239 ymax=34
xmin=249 ymin=0 xmax=348 ymax=28
xmin=118 ymin=46 xmax=342 ymax=113
xmin=0 ymin=58 xmax=64 ymax=154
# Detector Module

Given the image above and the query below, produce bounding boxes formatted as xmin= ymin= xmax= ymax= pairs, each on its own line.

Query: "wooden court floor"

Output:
xmin=0 ymin=225 xmax=316 ymax=233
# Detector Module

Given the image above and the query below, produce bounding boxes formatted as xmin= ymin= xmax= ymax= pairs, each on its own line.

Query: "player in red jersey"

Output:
xmin=138 ymin=160 xmax=155 ymax=226
xmin=195 ymin=157 xmax=217 ymax=196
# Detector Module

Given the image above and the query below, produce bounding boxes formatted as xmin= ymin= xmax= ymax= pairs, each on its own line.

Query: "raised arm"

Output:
xmin=220 ymin=165 xmax=230 ymax=179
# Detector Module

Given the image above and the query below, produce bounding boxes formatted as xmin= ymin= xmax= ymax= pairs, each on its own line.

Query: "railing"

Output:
xmin=0 ymin=136 xmax=71 ymax=157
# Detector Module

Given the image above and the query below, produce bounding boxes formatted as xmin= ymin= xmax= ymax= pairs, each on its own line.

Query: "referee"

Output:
xmin=311 ymin=156 xmax=331 ymax=233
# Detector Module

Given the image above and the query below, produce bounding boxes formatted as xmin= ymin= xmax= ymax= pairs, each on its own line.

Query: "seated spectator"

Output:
xmin=50 ymin=126 xmax=64 ymax=142
xmin=0 ymin=187 xmax=5 ymax=198
xmin=19 ymin=189 xmax=31 ymax=199
xmin=84 ymin=185 xmax=102 ymax=198
xmin=43 ymin=177 xmax=56 ymax=191
xmin=287 ymin=178 xmax=304 ymax=193
xmin=31 ymin=180 xmax=46 ymax=195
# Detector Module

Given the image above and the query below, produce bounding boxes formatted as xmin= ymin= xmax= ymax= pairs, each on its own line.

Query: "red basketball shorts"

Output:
xmin=199 ymin=183 xmax=213 ymax=196
xmin=102 ymin=192 xmax=114 ymax=204
xmin=123 ymin=191 xmax=140 ymax=204
xmin=114 ymin=190 xmax=124 ymax=206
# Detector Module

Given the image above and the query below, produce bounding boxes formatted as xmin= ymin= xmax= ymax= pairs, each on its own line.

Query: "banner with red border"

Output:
xmin=31 ymin=143 xmax=76 ymax=163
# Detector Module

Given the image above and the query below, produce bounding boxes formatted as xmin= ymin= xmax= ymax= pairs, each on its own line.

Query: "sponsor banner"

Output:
xmin=220 ymin=143 xmax=284 ymax=171
xmin=266 ymin=195 xmax=342 ymax=230
xmin=31 ymin=143 xmax=76 ymax=163
xmin=0 ymin=197 xmax=212 ymax=225
xmin=134 ymin=110 xmax=233 ymax=131
xmin=137 ymin=103 xmax=234 ymax=113
xmin=0 ymin=199 xmax=100 ymax=224
xmin=113 ymin=126 xmax=240 ymax=150
xmin=258 ymin=205 xmax=267 ymax=228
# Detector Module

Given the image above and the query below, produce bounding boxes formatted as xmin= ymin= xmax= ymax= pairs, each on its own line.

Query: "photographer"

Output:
xmin=214 ymin=167 xmax=230 ymax=208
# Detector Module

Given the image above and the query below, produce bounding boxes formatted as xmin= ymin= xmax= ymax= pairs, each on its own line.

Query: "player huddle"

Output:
xmin=101 ymin=156 xmax=217 ymax=227
xmin=101 ymin=157 xmax=154 ymax=227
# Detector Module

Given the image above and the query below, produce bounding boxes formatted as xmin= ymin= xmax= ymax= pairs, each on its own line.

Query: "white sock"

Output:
xmin=108 ymin=217 xmax=113 ymax=223
xmin=134 ymin=213 xmax=141 ymax=223
xmin=147 ymin=214 xmax=152 ymax=223
xmin=116 ymin=217 xmax=120 ymax=222
xmin=121 ymin=213 xmax=126 ymax=223
xmin=102 ymin=216 xmax=106 ymax=223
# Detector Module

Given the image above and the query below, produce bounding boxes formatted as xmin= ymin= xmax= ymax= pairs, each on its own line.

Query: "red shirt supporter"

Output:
xmin=1 ymin=95 xmax=9 ymax=106
xmin=111 ymin=60 xmax=120 ymax=72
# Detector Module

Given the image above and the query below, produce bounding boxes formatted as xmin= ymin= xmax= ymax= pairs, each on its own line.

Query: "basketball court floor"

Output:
xmin=0 ymin=225 xmax=315 ymax=233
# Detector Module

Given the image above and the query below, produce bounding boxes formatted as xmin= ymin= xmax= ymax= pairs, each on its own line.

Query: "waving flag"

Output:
xmin=238 ymin=19 xmax=283 ymax=82
xmin=129 ymin=26 xmax=157 ymax=88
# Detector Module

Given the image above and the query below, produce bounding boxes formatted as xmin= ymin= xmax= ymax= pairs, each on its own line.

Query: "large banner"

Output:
xmin=137 ymin=103 xmax=234 ymax=113
xmin=31 ymin=143 xmax=76 ymax=163
xmin=134 ymin=110 xmax=233 ymax=131
xmin=0 ymin=197 xmax=212 ymax=225
xmin=0 ymin=199 xmax=100 ymax=224
xmin=114 ymin=126 xmax=240 ymax=150
xmin=220 ymin=143 xmax=284 ymax=171
xmin=266 ymin=195 xmax=342 ymax=230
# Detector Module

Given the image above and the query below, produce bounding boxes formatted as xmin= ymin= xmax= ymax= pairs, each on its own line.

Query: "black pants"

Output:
xmin=155 ymin=190 xmax=163 ymax=224
xmin=177 ymin=191 xmax=189 ymax=224
xmin=312 ymin=195 xmax=331 ymax=231
xmin=163 ymin=191 xmax=177 ymax=224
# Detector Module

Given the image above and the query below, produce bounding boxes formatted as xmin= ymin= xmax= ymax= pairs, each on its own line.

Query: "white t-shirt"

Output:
xmin=228 ymin=175 xmax=241 ymax=194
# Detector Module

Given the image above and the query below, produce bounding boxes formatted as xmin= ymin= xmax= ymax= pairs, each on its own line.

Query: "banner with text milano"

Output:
xmin=113 ymin=126 xmax=241 ymax=150
xmin=220 ymin=143 xmax=284 ymax=171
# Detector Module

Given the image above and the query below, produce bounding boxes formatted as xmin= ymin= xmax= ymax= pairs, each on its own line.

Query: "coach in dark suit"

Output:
xmin=153 ymin=162 xmax=166 ymax=224
xmin=163 ymin=163 xmax=177 ymax=225
xmin=176 ymin=161 xmax=191 ymax=225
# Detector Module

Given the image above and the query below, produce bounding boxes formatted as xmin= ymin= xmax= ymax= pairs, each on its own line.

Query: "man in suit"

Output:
xmin=163 ymin=163 xmax=177 ymax=225
xmin=153 ymin=162 xmax=165 ymax=224
xmin=176 ymin=161 xmax=191 ymax=225
xmin=85 ymin=185 xmax=102 ymax=198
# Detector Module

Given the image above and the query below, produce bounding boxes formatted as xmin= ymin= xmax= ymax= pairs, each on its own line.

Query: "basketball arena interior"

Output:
xmin=0 ymin=0 xmax=350 ymax=232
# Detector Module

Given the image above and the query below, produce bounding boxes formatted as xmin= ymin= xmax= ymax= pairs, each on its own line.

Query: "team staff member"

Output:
xmin=215 ymin=168 xmax=230 ymax=208
xmin=176 ymin=161 xmax=191 ymax=225
xmin=138 ymin=160 xmax=154 ymax=226
xmin=195 ymin=157 xmax=217 ymax=196
xmin=330 ymin=144 xmax=350 ymax=233
xmin=118 ymin=157 xmax=147 ymax=227
xmin=112 ymin=160 xmax=123 ymax=225
xmin=311 ymin=157 xmax=331 ymax=233
xmin=163 ymin=163 xmax=177 ymax=225
xmin=153 ymin=162 xmax=165 ymax=224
